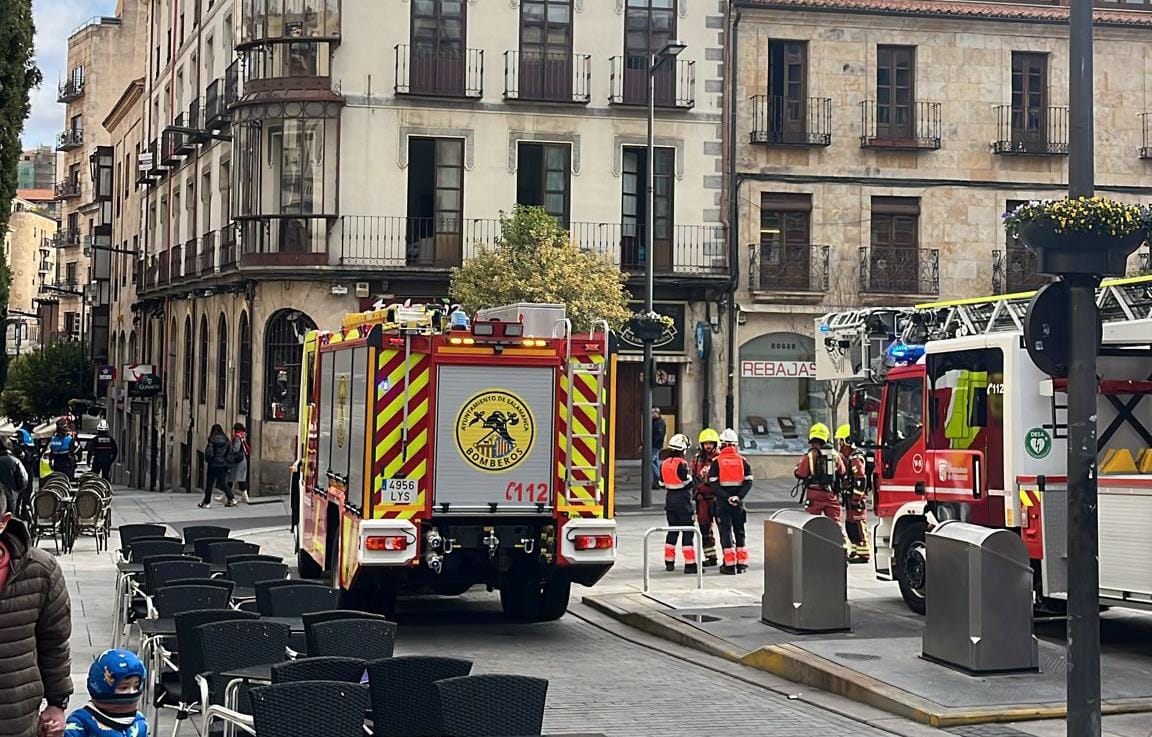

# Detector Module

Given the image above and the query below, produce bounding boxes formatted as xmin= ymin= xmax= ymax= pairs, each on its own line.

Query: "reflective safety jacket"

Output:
xmin=49 ymin=433 xmax=76 ymax=456
xmin=706 ymin=446 xmax=753 ymax=499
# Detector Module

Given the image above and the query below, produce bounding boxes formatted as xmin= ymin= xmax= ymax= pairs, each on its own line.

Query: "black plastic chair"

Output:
xmin=224 ymin=553 xmax=284 ymax=566
xmin=182 ymin=525 xmax=231 ymax=546
xmin=197 ymin=619 xmax=291 ymax=712
xmin=144 ymin=559 xmax=212 ymax=595
xmin=154 ymin=584 xmax=232 ymax=618
xmin=158 ymin=609 xmax=259 ymax=731
xmin=435 ymin=674 xmax=549 ymax=737
xmin=192 ymin=537 xmax=232 ymax=560
xmin=118 ymin=523 xmax=167 ymax=559
xmin=130 ymin=538 xmax=187 ymax=562
xmin=366 ymin=656 xmax=473 ymax=737
xmin=165 ymin=577 xmax=236 ymax=597
xmin=249 ymin=681 xmax=368 ymax=737
xmin=307 ymin=618 xmax=396 ymax=660
xmin=203 ymin=540 xmax=260 ymax=565
xmin=300 ymin=610 xmax=391 ymax=656
xmin=270 ymin=657 xmax=366 ymax=684
xmin=253 ymin=579 xmax=327 ymax=614
xmin=226 ymin=560 xmax=288 ymax=588
xmin=259 ymin=583 xmax=341 ymax=617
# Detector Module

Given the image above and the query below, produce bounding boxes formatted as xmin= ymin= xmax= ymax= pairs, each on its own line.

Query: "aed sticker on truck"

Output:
xmin=381 ymin=478 xmax=416 ymax=503
xmin=455 ymin=390 xmax=537 ymax=473
xmin=1025 ymin=427 xmax=1052 ymax=459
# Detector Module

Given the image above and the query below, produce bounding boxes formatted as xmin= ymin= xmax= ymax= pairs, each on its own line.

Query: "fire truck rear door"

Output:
xmin=433 ymin=365 xmax=556 ymax=512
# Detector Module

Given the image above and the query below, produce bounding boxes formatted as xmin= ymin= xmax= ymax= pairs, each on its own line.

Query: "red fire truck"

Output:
xmin=817 ymin=276 xmax=1152 ymax=615
xmin=294 ymin=303 xmax=618 ymax=621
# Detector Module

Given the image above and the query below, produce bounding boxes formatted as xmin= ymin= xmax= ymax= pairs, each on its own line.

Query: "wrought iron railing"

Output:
xmin=54 ymin=180 xmax=81 ymax=199
xmin=747 ymin=243 xmax=830 ymax=293
xmin=184 ymin=238 xmax=199 ymax=277
xmin=749 ymin=96 xmax=832 ymax=146
xmin=608 ymin=56 xmax=694 ymax=109
xmin=859 ymin=100 xmax=941 ymax=150
xmin=57 ymin=129 xmax=84 ymax=151
xmin=992 ymin=105 xmax=1069 ymax=155
xmin=992 ymin=248 xmax=1051 ymax=294
xmin=395 ymin=45 xmax=484 ymax=98
xmin=58 ymin=76 xmax=85 ymax=103
xmin=1141 ymin=113 xmax=1152 ymax=161
xmin=200 ymin=230 xmax=216 ymax=273
xmin=503 ymin=50 xmax=591 ymax=104
xmin=858 ymin=246 xmax=939 ymax=295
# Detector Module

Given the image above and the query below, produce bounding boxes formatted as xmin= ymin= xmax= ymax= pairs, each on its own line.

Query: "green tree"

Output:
xmin=0 ymin=0 xmax=41 ymax=390
xmin=450 ymin=206 xmax=631 ymax=332
xmin=0 ymin=341 xmax=92 ymax=421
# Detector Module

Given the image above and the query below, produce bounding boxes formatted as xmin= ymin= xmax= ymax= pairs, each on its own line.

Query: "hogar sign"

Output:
xmin=741 ymin=360 xmax=818 ymax=378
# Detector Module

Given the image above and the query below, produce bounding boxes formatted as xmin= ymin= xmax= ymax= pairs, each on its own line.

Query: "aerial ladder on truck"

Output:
xmin=817 ymin=274 xmax=1152 ymax=614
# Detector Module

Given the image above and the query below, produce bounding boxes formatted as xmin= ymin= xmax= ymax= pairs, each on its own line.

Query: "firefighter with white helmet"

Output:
xmin=795 ymin=423 xmax=848 ymax=527
xmin=706 ymin=428 xmax=753 ymax=574
xmin=836 ymin=424 xmax=870 ymax=563
xmin=85 ymin=419 xmax=119 ymax=481
xmin=690 ymin=428 xmax=721 ymax=567
xmin=660 ymin=433 xmax=697 ymax=573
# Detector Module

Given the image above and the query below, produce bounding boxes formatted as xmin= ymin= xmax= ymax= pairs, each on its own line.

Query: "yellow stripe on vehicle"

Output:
xmin=1019 ymin=489 xmax=1034 ymax=508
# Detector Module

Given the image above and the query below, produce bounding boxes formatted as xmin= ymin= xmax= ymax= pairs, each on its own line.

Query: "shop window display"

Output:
xmin=738 ymin=332 xmax=828 ymax=454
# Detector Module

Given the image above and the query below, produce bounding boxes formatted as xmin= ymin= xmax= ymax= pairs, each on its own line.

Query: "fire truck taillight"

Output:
xmin=574 ymin=534 xmax=614 ymax=551
xmin=365 ymin=535 xmax=409 ymax=552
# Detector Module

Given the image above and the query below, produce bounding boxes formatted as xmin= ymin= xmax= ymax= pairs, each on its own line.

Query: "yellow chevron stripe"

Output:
xmin=384 ymin=432 xmax=428 ymax=478
xmin=1019 ymin=489 xmax=1034 ymax=508
xmin=374 ymin=396 xmax=430 ymax=464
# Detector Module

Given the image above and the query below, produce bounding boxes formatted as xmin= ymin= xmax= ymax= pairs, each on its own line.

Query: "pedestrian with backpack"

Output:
xmin=227 ymin=423 xmax=251 ymax=504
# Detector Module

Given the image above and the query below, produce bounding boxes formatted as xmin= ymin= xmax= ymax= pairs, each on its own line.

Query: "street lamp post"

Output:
xmin=641 ymin=40 xmax=687 ymax=510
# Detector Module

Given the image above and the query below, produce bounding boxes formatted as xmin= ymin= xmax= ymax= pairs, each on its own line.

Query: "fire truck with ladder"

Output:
xmin=293 ymin=302 xmax=618 ymax=621
xmin=816 ymin=275 xmax=1152 ymax=615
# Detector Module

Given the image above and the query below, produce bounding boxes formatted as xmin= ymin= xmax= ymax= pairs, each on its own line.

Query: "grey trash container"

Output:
xmin=761 ymin=509 xmax=850 ymax=633
xmin=922 ymin=520 xmax=1039 ymax=674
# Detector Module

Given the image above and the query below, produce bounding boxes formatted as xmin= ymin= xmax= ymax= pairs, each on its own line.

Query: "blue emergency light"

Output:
xmin=885 ymin=341 xmax=925 ymax=366
xmin=449 ymin=309 xmax=470 ymax=330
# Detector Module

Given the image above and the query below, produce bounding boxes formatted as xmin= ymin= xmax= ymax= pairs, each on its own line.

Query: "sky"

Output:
xmin=20 ymin=0 xmax=114 ymax=149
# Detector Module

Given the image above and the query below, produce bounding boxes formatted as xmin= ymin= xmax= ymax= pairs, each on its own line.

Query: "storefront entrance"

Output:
xmin=614 ymin=362 xmax=680 ymax=460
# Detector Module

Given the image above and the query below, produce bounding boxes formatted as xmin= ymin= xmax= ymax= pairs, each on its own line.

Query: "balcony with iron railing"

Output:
xmin=161 ymin=118 xmax=187 ymax=166
xmin=57 ymin=129 xmax=84 ymax=151
xmin=205 ymin=62 xmax=239 ymax=133
xmin=859 ymin=100 xmax=941 ymax=150
xmin=219 ymin=224 xmax=239 ymax=270
xmin=156 ymin=250 xmax=170 ymax=287
xmin=336 ymin=216 xmax=726 ymax=277
xmin=55 ymin=179 xmax=81 ymax=200
xmin=992 ymin=105 xmax=1069 ymax=155
xmin=749 ymin=96 xmax=832 ymax=147
xmin=1141 ymin=113 xmax=1152 ymax=160
xmin=395 ymin=46 xmax=484 ymax=99
xmin=858 ymin=246 xmax=940 ymax=300
xmin=503 ymin=51 xmax=591 ymax=104
xmin=746 ymin=243 xmax=829 ymax=302
xmin=52 ymin=229 xmax=81 ymax=247
xmin=609 ymin=56 xmax=694 ymax=109
xmin=58 ymin=76 xmax=85 ymax=103
xmin=199 ymin=230 xmax=216 ymax=274
xmin=184 ymin=238 xmax=199 ymax=278
xmin=992 ymin=248 xmax=1051 ymax=294
xmin=186 ymin=99 xmax=209 ymax=145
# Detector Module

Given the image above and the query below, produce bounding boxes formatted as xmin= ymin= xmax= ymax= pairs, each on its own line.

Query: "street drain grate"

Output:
xmin=832 ymin=652 xmax=881 ymax=662
xmin=679 ymin=613 xmax=722 ymax=624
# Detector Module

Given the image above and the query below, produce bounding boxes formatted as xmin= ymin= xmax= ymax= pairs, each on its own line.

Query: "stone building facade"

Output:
xmin=5 ymin=199 xmax=56 ymax=354
xmin=729 ymin=0 xmax=1152 ymax=475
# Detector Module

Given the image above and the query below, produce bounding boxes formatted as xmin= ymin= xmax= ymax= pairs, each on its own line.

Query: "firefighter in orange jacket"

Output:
xmin=795 ymin=423 xmax=846 ymax=524
xmin=690 ymin=428 xmax=721 ymax=568
xmin=660 ymin=433 xmax=697 ymax=573
xmin=706 ymin=429 xmax=753 ymax=575
xmin=836 ymin=424 xmax=870 ymax=563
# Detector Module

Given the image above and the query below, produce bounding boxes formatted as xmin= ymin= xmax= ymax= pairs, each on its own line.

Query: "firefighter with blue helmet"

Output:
xmin=65 ymin=649 xmax=149 ymax=737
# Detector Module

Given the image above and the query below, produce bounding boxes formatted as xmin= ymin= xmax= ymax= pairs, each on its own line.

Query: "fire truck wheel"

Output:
xmin=297 ymin=549 xmax=325 ymax=580
xmin=500 ymin=573 xmax=571 ymax=623
xmin=895 ymin=533 xmax=927 ymax=615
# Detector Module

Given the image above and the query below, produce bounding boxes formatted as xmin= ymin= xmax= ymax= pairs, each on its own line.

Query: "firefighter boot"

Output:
xmin=720 ymin=548 xmax=737 ymax=575
xmin=664 ymin=544 xmax=676 ymax=572
xmin=683 ymin=544 xmax=698 ymax=575
xmin=735 ymin=547 xmax=750 ymax=574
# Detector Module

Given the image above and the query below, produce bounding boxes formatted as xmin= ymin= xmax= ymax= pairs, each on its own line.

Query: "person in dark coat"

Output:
xmin=199 ymin=425 xmax=236 ymax=509
xmin=0 ymin=492 xmax=73 ymax=737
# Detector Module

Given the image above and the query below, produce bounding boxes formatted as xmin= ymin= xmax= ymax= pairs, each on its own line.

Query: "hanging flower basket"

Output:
xmin=624 ymin=311 xmax=675 ymax=344
xmin=1004 ymin=197 xmax=1150 ymax=277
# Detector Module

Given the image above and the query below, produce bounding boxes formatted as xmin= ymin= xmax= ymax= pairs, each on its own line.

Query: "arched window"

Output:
xmin=198 ymin=315 xmax=209 ymax=405
xmin=216 ymin=314 xmax=228 ymax=410
xmin=263 ymin=309 xmax=316 ymax=422
xmin=127 ymin=331 xmax=137 ymax=365
xmin=238 ymin=312 xmax=252 ymax=415
xmin=183 ymin=316 xmax=193 ymax=401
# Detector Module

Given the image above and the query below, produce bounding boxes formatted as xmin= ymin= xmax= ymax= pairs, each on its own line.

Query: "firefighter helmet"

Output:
xmin=97 ymin=419 xmax=109 ymax=432
xmin=698 ymin=428 xmax=720 ymax=445
xmin=719 ymin=428 xmax=738 ymax=445
xmin=835 ymin=424 xmax=851 ymax=441
xmin=668 ymin=433 xmax=690 ymax=452
xmin=809 ymin=423 xmax=831 ymax=443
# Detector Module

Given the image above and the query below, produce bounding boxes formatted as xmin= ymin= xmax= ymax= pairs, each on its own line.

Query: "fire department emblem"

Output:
xmin=335 ymin=376 xmax=349 ymax=449
xmin=455 ymin=390 xmax=536 ymax=473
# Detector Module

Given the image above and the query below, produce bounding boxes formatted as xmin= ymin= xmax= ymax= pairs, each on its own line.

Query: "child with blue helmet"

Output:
xmin=65 ymin=649 xmax=149 ymax=737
